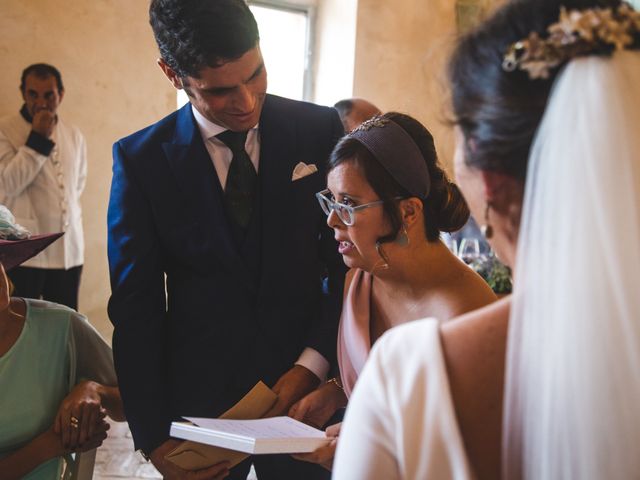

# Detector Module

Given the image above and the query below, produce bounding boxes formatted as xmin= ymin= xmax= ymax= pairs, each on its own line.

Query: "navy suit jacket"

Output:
xmin=107 ymin=95 xmax=346 ymax=454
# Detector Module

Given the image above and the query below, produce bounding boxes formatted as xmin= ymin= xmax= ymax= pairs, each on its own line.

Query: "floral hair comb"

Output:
xmin=503 ymin=3 xmax=640 ymax=79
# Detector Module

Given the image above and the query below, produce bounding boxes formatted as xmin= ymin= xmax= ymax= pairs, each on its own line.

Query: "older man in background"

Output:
xmin=0 ymin=63 xmax=87 ymax=310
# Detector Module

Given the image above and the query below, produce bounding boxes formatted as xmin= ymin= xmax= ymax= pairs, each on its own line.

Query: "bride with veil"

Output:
xmin=503 ymin=6 xmax=640 ymax=479
xmin=333 ymin=0 xmax=640 ymax=478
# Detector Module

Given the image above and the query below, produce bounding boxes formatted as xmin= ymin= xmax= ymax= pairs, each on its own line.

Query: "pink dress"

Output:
xmin=337 ymin=268 xmax=374 ymax=397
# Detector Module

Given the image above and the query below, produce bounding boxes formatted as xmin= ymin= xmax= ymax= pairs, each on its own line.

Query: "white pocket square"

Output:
xmin=291 ymin=162 xmax=318 ymax=181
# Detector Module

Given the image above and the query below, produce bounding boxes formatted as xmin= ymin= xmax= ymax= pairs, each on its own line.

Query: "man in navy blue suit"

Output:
xmin=107 ymin=1 xmax=346 ymax=478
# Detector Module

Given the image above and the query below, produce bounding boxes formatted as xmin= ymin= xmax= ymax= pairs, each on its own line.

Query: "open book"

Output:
xmin=170 ymin=416 xmax=330 ymax=454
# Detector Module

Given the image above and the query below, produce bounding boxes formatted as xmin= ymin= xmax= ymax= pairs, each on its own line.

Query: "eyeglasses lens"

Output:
xmin=336 ymin=205 xmax=353 ymax=226
xmin=317 ymin=194 xmax=332 ymax=216
xmin=317 ymin=192 xmax=354 ymax=226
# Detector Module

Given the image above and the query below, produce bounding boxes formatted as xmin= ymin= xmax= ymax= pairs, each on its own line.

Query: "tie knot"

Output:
xmin=217 ymin=130 xmax=248 ymax=154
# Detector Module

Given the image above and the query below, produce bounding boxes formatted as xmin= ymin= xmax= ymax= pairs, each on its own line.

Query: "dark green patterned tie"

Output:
xmin=217 ymin=130 xmax=257 ymax=229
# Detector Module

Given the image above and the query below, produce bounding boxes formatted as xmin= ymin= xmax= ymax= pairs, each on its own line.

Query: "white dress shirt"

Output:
xmin=191 ymin=105 xmax=329 ymax=381
xmin=0 ymin=112 xmax=86 ymax=269
xmin=191 ymin=106 xmax=260 ymax=190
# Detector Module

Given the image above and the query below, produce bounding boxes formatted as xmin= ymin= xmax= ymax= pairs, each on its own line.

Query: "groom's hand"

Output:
xmin=149 ymin=439 xmax=230 ymax=479
xmin=265 ymin=365 xmax=321 ymax=418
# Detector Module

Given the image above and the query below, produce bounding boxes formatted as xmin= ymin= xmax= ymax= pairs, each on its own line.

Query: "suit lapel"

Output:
xmin=259 ymin=95 xmax=298 ymax=208
xmin=257 ymin=96 xmax=298 ymax=283
xmin=162 ymin=104 xmax=256 ymax=294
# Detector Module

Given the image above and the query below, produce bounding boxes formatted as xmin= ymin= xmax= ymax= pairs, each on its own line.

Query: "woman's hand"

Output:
xmin=73 ymin=419 xmax=110 ymax=453
xmin=47 ymin=420 xmax=110 ymax=456
xmin=289 ymin=381 xmax=347 ymax=429
xmin=292 ymin=422 xmax=341 ymax=471
xmin=54 ymin=380 xmax=105 ymax=449
xmin=0 ymin=418 xmax=110 ymax=480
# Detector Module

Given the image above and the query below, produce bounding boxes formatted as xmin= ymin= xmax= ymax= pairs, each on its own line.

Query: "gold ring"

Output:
xmin=70 ymin=416 xmax=79 ymax=428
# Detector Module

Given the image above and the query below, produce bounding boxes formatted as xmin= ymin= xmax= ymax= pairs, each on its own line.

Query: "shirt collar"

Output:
xmin=191 ymin=105 xmax=259 ymax=140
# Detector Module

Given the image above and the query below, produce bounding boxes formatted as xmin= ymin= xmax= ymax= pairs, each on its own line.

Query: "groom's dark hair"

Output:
xmin=149 ymin=0 xmax=260 ymax=78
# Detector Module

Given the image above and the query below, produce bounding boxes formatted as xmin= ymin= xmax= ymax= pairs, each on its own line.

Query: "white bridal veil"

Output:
xmin=504 ymin=50 xmax=640 ymax=479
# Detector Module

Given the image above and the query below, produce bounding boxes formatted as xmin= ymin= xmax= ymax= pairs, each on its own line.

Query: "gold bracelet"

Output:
xmin=326 ymin=376 xmax=343 ymax=391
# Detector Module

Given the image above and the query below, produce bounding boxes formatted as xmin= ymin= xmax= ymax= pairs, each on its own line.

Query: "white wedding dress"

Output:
xmin=333 ymin=318 xmax=473 ymax=480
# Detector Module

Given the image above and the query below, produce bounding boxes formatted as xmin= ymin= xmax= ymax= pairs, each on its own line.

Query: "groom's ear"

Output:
xmin=158 ymin=59 xmax=184 ymax=91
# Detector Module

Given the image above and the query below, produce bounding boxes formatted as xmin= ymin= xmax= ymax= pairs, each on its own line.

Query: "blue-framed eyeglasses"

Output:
xmin=316 ymin=189 xmax=396 ymax=226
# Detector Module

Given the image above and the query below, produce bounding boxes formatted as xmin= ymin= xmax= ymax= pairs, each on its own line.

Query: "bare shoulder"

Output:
xmin=433 ymin=262 xmax=498 ymax=320
xmin=438 ymin=296 xmax=511 ymax=394
xmin=440 ymin=296 xmax=510 ymax=365
xmin=439 ymin=297 xmax=510 ymax=480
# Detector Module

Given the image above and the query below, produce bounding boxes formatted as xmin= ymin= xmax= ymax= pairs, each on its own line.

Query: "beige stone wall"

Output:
xmin=0 ymin=0 xmax=496 ymax=340
xmin=353 ymin=0 xmax=459 ymax=173
xmin=0 ymin=0 xmax=175 ymax=340
xmin=352 ymin=0 xmax=503 ymax=172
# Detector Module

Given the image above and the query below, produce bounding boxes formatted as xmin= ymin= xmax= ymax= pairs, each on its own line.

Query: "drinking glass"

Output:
xmin=458 ymin=238 xmax=480 ymax=264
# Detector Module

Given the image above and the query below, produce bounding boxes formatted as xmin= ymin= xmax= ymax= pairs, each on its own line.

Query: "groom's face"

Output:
xmin=162 ymin=46 xmax=268 ymax=132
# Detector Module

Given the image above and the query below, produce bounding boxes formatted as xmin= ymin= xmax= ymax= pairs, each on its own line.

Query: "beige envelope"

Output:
xmin=165 ymin=381 xmax=278 ymax=470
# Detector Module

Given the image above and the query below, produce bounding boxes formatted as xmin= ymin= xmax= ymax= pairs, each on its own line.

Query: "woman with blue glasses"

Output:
xmin=289 ymin=112 xmax=496 ymax=469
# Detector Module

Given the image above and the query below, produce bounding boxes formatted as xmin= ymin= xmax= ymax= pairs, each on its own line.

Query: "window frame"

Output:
xmin=248 ymin=0 xmax=317 ymax=101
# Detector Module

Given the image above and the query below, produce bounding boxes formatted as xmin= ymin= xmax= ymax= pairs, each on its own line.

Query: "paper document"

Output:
xmin=165 ymin=381 xmax=278 ymax=470
xmin=171 ymin=416 xmax=330 ymax=454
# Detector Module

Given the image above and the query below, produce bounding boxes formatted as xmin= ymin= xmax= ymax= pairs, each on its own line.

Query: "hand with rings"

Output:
xmin=54 ymin=381 xmax=109 ymax=449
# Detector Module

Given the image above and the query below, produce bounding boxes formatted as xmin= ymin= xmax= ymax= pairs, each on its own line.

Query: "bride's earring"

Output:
xmin=480 ymin=203 xmax=494 ymax=239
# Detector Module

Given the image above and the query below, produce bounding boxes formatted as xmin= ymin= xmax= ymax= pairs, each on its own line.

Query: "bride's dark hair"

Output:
xmin=449 ymin=0 xmax=627 ymax=181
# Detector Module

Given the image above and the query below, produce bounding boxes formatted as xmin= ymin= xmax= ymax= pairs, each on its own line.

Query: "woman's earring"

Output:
xmin=396 ymin=224 xmax=410 ymax=247
xmin=373 ymin=242 xmax=390 ymax=271
xmin=480 ymin=203 xmax=494 ymax=239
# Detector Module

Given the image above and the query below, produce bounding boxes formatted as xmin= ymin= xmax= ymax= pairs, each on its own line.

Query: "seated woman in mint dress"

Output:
xmin=289 ymin=112 xmax=497 ymax=469
xmin=0 ymin=221 xmax=124 ymax=479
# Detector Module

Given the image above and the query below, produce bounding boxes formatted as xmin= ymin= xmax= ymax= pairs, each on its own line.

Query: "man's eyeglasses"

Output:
xmin=316 ymin=189 xmax=395 ymax=226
